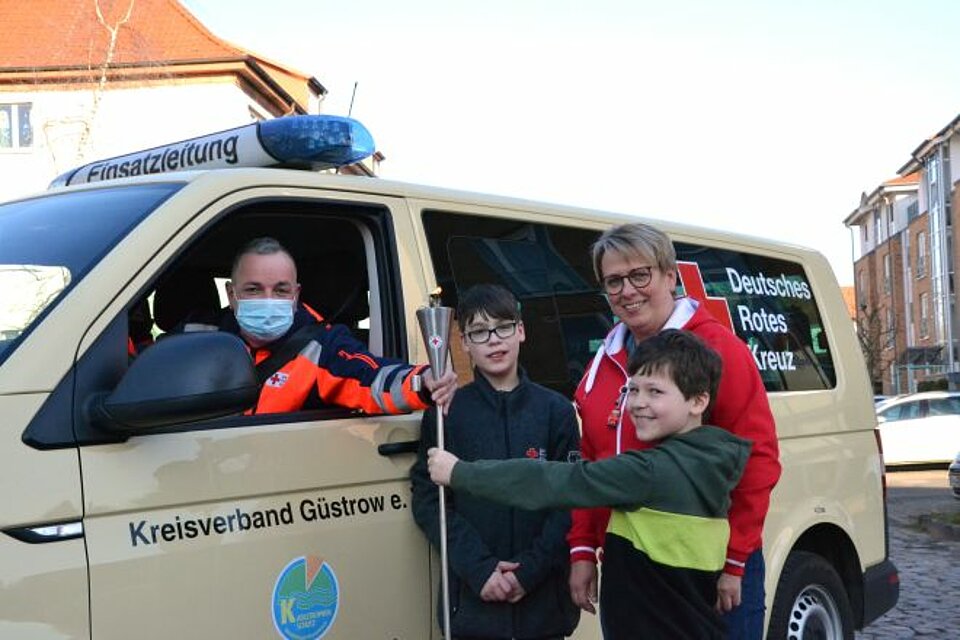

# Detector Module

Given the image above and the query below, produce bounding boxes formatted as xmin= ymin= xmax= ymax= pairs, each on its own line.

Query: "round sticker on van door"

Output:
xmin=272 ymin=555 xmax=340 ymax=639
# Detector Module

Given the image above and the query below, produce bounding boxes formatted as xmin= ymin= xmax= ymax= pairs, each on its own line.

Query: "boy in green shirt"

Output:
xmin=428 ymin=329 xmax=751 ymax=639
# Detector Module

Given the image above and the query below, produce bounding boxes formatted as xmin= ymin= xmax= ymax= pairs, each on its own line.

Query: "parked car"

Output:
xmin=950 ymin=452 xmax=960 ymax=499
xmin=875 ymin=391 xmax=960 ymax=465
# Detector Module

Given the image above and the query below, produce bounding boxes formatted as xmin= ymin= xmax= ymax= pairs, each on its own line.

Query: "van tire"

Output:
xmin=767 ymin=550 xmax=853 ymax=640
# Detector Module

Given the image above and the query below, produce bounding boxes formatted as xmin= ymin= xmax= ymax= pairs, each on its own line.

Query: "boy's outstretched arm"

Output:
xmin=429 ymin=447 xmax=654 ymax=511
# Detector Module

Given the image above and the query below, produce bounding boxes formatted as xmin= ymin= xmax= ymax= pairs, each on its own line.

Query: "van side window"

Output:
xmin=422 ymin=209 xmax=837 ymax=397
xmin=132 ymin=200 xmax=392 ymax=359
xmin=422 ymin=210 xmax=611 ymax=397
xmin=28 ymin=198 xmax=410 ymax=448
xmin=674 ymin=242 xmax=837 ymax=391
xmin=123 ymin=200 xmax=401 ymax=422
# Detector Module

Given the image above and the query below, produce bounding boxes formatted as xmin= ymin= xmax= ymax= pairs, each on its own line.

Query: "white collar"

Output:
xmin=583 ymin=297 xmax=700 ymax=394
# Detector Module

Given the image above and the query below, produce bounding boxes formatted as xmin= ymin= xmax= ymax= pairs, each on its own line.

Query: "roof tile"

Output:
xmin=1 ymin=0 xmax=242 ymax=69
xmin=883 ymin=171 xmax=920 ymax=187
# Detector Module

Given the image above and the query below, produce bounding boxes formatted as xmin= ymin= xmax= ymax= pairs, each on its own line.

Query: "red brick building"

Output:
xmin=846 ymin=114 xmax=960 ymax=393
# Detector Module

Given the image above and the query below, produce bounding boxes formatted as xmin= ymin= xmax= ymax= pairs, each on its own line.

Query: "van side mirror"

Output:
xmin=90 ymin=332 xmax=258 ymax=432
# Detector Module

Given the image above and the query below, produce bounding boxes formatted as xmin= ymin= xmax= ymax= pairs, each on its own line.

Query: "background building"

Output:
xmin=846 ymin=113 xmax=960 ymax=394
xmin=0 ymin=0 xmax=351 ymax=202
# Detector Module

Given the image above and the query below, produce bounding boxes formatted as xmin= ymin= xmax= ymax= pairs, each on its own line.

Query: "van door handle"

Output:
xmin=378 ymin=441 xmax=419 ymax=456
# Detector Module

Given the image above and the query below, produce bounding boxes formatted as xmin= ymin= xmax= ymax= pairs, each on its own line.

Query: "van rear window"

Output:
xmin=674 ymin=242 xmax=836 ymax=391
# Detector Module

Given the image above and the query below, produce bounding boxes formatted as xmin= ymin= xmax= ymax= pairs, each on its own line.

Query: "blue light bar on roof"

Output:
xmin=49 ymin=115 xmax=375 ymax=188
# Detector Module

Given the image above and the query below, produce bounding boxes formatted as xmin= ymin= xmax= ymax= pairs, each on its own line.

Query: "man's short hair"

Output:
xmin=590 ymin=222 xmax=678 ymax=281
xmin=456 ymin=284 xmax=521 ymax=331
xmin=231 ymin=237 xmax=295 ymax=279
xmin=627 ymin=329 xmax=722 ymax=412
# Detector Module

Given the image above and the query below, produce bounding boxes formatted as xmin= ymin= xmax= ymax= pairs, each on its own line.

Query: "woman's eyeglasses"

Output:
xmin=601 ymin=267 xmax=654 ymax=294
xmin=464 ymin=321 xmax=518 ymax=344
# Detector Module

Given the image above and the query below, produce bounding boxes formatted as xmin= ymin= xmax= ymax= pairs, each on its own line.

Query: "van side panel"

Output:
xmin=80 ymin=421 xmax=431 ymax=639
xmin=0 ymin=394 xmax=89 ymax=639
xmin=761 ymin=254 xmax=888 ymax=625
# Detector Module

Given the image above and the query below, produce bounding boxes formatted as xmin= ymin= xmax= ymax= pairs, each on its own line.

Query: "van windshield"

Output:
xmin=0 ymin=183 xmax=183 ymax=365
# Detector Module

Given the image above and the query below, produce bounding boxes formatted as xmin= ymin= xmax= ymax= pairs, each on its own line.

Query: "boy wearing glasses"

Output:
xmin=411 ymin=284 xmax=581 ymax=640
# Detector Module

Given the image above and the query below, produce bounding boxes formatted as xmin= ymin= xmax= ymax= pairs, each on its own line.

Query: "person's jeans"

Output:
xmin=722 ymin=549 xmax=766 ymax=640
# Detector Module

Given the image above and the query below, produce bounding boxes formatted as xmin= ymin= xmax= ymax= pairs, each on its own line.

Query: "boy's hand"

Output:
xmin=569 ymin=560 xmax=599 ymax=614
xmin=423 ymin=367 xmax=457 ymax=413
xmin=480 ymin=563 xmax=515 ymax=602
xmin=427 ymin=447 xmax=459 ymax=485
xmin=715 ymin=572 xmax=742 ymax=613
xmin=480 ymin=561 xmax=525 ymax=602
xmin=500 ymin=567 xmax=527 ymax=603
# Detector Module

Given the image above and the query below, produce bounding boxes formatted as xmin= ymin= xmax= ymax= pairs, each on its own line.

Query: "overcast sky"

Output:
xmin=183 ymin=0 xmax=960 ymax=285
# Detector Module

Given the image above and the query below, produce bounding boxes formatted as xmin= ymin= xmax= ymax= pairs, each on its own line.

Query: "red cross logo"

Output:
xmin=676 ymin=261 xmax=735 ymax=333
xmin=429 ymin=335 xmax=444 ymax=349
xmin=266 ymin=372 xmax=289 ymax=388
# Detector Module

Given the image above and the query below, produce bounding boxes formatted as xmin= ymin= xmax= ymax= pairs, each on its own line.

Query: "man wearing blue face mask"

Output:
xmin=182 ymin=237 xmax=456 ymax=415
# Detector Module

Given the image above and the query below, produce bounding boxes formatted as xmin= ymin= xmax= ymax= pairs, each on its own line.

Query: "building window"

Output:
xmin=908 ymin=301 xmax=914 ymax=342
xmin=883 ymin=253 xmax=891 ymax=294
xmin=874 ymin=211 xmax=884 ymax=242
xmin=884 ymin=307 xmax=894 ymax=350
xmin=886 ymin=203 xmax=895 ymax=234
xmin=916 ymin=231 xmax=926 ymax=278
xmin=919 ymin=292 xmax=929 ymax=338
xmin=0 ymin=103 xmax=33 ymax=149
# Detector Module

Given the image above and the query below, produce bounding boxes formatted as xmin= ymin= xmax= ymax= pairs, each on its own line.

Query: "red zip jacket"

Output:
xmin=570 ymin=298 xmax=781 ymax=576
xmin=185 ymin=304 xmax=430 ymax=415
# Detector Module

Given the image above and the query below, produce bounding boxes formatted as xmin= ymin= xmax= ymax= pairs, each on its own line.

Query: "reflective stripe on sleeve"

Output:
xmin=388 ymin=370 xmax=413 ymax=413
xmin=182 ymin=322 xmax=219 ymax=332
xmin=370 ymin=363 xmax=402 ymax=413
xmin=300 ymin=340 xmax=322 ymax=365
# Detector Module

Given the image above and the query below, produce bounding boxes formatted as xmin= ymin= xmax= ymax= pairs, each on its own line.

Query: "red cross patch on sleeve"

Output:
xmin=266 ymin=372 xmax=289 ymax=388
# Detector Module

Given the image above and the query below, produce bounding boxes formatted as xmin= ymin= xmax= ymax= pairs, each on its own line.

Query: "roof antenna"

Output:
xmin=348 ymin=82 xmax=358 ymax=117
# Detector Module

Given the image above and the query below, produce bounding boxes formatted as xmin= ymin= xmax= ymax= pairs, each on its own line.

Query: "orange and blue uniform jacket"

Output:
xmin=183 ymin=303 xmax=431 ymax=415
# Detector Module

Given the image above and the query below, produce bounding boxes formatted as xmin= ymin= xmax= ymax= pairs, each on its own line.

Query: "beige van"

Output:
xmin=0 ymin=116 xmax=897 ymax=639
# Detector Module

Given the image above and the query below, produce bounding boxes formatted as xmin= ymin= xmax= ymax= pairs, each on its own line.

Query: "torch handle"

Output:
xmin=436 ymin=409 xmax=452 ymax=640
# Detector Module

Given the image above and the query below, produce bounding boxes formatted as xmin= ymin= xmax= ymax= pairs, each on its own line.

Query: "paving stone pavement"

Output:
xmin=855 ymin=506 xmax=960 ymax=638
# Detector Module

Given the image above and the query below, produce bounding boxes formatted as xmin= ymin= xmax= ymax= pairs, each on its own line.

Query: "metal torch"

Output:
xmin=416 ymin=290 xmax=455 ymax=639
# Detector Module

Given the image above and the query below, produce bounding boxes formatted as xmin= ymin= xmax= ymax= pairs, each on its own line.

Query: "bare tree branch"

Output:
xmin=76 ymin=0 xmax=136 ymax=157
xmin=856 ymin=304 xmax=897 ymax=393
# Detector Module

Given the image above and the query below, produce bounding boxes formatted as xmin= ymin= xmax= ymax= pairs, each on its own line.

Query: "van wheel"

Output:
xmin=767 ymin=551 xmax=853 ymax=640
